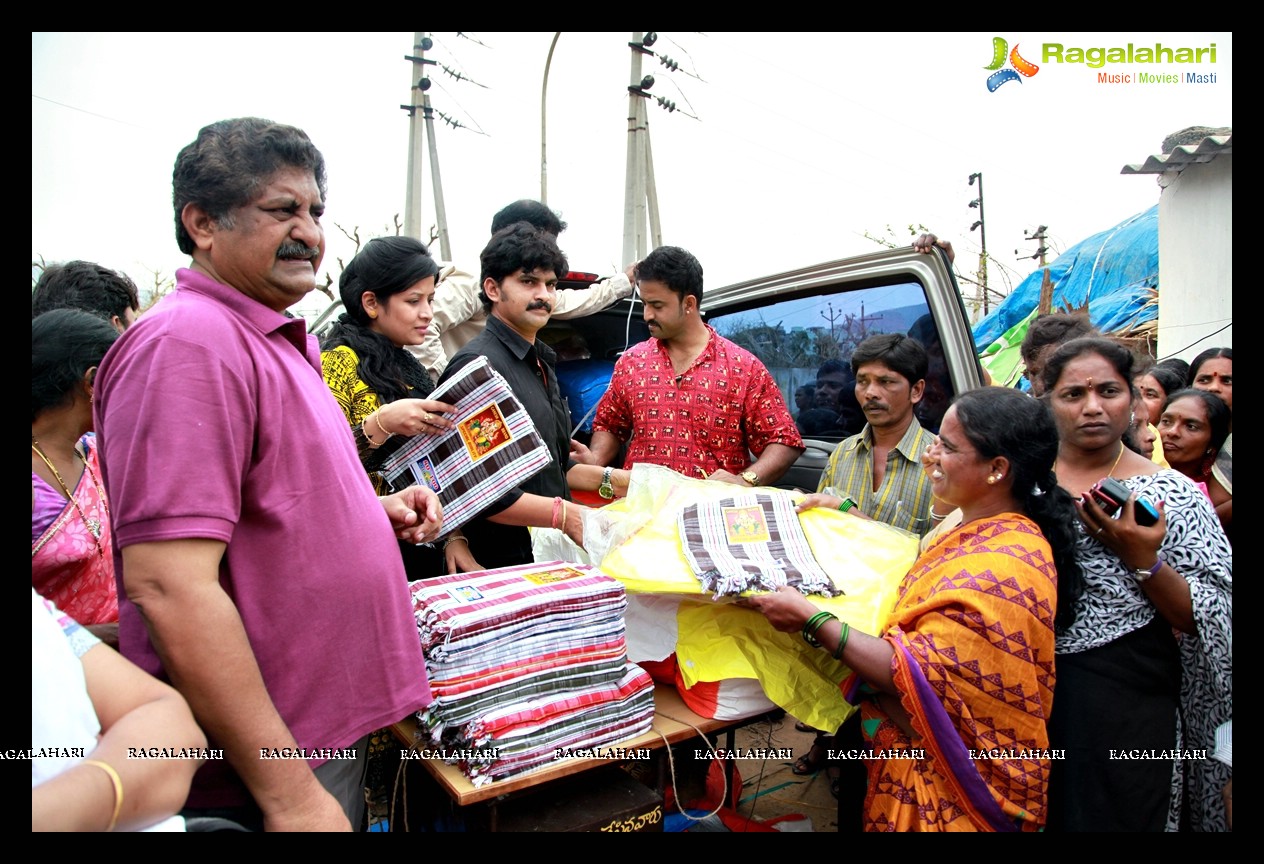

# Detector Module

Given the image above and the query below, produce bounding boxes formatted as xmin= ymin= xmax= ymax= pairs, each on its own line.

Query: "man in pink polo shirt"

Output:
xmin=95 ymin=118 xmax=438 ymax=832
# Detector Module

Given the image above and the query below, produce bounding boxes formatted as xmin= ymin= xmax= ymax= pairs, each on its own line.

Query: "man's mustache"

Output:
xmin=527 ymin=300 xmax=552 ymax=313
xmin=863 ymin=401 xmax=889 ymax=412
xmin=277 ymin=242 xmax=320 ymax=260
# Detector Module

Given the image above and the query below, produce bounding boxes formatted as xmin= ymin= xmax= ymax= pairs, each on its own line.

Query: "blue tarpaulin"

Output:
xmin=972 ymin=206 xmax=1158 ymax=352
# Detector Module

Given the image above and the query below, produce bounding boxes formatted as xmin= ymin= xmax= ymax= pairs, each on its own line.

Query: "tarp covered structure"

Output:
xmin=972 ymin=206 xmax=1158 ymax=386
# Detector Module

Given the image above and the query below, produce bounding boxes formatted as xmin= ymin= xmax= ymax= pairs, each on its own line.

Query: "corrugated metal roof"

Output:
xmin=1121 ymin=134 xmax=1232 ymax=175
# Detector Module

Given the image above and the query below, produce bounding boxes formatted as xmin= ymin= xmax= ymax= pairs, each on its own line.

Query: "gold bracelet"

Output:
xmin=561 ymin=500 xmax=569 ymax=534
xmin=443 ymin=535 xmax=468 ymax=551
xmin=83 ymin=759 xmax=124 ymax=832
xmin=370 ymin=411 xmax=394 ymax=443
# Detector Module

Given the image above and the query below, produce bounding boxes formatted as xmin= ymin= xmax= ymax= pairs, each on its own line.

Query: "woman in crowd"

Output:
xmin=1188 ymin=348 xmax=1232 ymax=413
xmin=1188 ymin=348 xmax=1232 ymax=533
xmin=1137 ymin=362 xmax=1186 ymax=428
xmin=33 ymin=587 xmax=205 ymax=831
xmin=1040 ymin=338 xmax=1231 ymax=832
xmin=32 ymin=309 xmax=121 ymax=645
xmin=1124 ymin=391 xmax=1161 ymax=461
xmin=748 ymin=388 xmax=1078 ymax=831
xmin=320 ymin=236 xmax=471 ymax=579
xmin=1159 ymin=389 xmax=1232 ymax=537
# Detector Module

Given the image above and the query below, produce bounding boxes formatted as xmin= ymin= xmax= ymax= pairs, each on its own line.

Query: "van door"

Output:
xmin=699 ymin=246 xmax=982 ymax=492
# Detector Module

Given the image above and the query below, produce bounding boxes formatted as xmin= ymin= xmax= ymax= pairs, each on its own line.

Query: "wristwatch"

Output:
xmin=1132 ymin=556 xmax=1163 ymax=583
xmin=740 ymin=469 xmax=760 ymax=487
xmin=598 ymin=467 xmax=615 ymax=500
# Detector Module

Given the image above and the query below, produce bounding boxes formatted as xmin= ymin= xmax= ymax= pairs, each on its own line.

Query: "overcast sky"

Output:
xmin=32 ymin=31 xmax=1231 ymax=319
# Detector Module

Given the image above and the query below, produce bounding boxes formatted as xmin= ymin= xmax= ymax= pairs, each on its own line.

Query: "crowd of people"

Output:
xmin=32 ymin=116 xmax=1230 ymax=832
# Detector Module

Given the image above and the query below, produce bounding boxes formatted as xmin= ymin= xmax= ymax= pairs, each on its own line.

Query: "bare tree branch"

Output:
xmin=138 ymin=264 xmax=176 ymax=312
xmin=314 ymin=273 xmax=334 ymax=301
xmin=334 ymin=222 xmax=362 ymax=252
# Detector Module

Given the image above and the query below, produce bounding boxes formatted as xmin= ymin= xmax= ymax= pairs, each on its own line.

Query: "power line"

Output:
xmin=1159 ymin=322 xmax=1233 ymax=361
xmin=31 ymin=93 xmax=150 ymax=130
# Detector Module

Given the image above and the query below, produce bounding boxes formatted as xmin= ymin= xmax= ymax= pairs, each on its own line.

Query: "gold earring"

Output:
xmin=368 ymin=311 xmax=377 ymax=319
xmin=987 ymin=476 xmax=996 ymax=485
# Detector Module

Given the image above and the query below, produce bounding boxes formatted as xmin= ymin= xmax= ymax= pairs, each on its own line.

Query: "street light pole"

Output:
xmin=541 ymin=32 xmax=561 ymax=205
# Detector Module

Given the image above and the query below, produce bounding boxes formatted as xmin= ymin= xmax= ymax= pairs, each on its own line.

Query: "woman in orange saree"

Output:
xmin=748 ymin=388 xmax=1082 ymax=831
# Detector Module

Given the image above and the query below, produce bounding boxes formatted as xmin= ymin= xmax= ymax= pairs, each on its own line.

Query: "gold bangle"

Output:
xmin=362 ymin=422 xmax=384 ymax=447
xmin=443 ymin=535 xmax=468 ymax=550
xmin=561 ymin=500 xmax=569 ymax=534
xmin=370 ymin=411 xmax=394 ymax=442
xmin=83 ymin=759 xmax=124 ymax=832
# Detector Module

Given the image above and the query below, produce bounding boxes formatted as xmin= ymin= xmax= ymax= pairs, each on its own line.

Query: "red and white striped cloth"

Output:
xmin=409 ymin=561 xmax=654 ymax=784
xmin=462 ymin=665 xmax=656 ymax=785
xmin=411 ymin=561 xmax=627 ymax=659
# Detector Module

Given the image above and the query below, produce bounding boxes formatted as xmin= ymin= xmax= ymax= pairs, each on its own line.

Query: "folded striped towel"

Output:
xmin=380 ymin=356 xmax=552 ymax=538
xmin=679 ymin=492 xmax=841 ymax=597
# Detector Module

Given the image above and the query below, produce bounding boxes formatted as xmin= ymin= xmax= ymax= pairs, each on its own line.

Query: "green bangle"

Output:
xmin=832 ymin=621 xmax=851 ymax=660
xmin=803 ymin=611 xmax=838 ymax=648
xmin=802 ymin=611 xmax=831 ymax=640
xmin=838 ymin=497 xmax=857 ymax=513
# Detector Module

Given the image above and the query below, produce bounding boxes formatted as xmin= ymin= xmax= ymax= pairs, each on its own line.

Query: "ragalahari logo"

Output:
xmin=984 ymin=37 xmax=1039 ymax=91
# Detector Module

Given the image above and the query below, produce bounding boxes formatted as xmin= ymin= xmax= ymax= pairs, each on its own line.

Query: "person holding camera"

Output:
xmin=1039 ymin=338 xmax=1231 ymax=832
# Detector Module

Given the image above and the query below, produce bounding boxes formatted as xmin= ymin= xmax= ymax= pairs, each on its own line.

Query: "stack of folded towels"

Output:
xmin=410 ymin=560 xmax=655 ymax=786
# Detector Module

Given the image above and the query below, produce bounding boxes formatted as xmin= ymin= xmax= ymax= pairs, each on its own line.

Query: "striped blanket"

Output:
xmin=461 ymin=665 xmax=656 ymax=785
xmin=678 ymin=492 xmax=840 ymax=597
xmin=410 ymin=561 xmax=627 ymax=659
xmin=380 ymin=356 xmax=552 ymax=539
xmin=410 ymin=561 xmax=653 ymax=783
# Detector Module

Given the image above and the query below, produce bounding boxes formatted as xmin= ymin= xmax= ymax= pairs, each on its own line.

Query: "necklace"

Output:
xmin=32 ymin=436 xmax=107 ymax=557
xmin=1105 ymin=442 xmax=1125 ymax=478
xmin=1056 ymin=441 xmax=1125 ymax=485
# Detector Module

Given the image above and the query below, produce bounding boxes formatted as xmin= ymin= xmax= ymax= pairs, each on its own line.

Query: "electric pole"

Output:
xmin=1017 ymin=225 xmax=1052 ymax=313
xmin=403 ymin=34 xmax=451 ymax=260
xmin=403 ymin=33 xmax=428 ymax=243
xmin=622 ymin=32 xmax=670 ymax=266
xmin=968 ymin=172 xmax=989 ymax=315
xmin=1019 ymin=225 xmax=1050 ymax=268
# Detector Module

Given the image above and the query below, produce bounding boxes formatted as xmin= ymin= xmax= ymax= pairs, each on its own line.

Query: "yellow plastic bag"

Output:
xmin=588 ymin=464 xmax=918 ymax=729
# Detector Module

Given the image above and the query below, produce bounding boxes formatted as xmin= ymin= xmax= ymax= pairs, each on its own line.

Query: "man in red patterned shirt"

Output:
xmin=579 ymin=246 xmax=803 ymax=487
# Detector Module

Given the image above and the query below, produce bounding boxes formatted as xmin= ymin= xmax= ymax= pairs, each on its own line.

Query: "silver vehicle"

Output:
xmin=546 ymin=246 xmax=982 ymax=491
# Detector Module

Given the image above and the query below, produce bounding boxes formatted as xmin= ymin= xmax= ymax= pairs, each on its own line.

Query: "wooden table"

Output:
xmin=391 ymin=684 xmax=765 ymax=814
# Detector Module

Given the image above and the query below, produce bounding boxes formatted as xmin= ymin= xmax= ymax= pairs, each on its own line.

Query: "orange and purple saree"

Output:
xmin=856 ymin=514 xmax=1058 ymax=831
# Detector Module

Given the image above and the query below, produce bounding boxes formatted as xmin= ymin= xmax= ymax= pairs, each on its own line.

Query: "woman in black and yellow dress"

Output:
xmin=321 ymin=235 xmax=481 ymax=579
